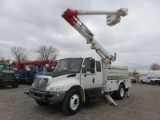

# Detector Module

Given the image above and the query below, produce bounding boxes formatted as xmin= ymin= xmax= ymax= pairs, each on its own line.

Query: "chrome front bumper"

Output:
xmin=29 ymin=88 xmax=66 ymax=103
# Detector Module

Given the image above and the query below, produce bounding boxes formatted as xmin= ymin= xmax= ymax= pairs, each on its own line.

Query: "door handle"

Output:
xmin=93 ymin=78 xmax=95 ymax=83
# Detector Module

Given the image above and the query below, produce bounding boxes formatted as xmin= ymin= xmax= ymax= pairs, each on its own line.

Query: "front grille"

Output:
xmin=34 ymin=79 xmax=40 ymax=88
xmin=34 ymin=93 xmax=43 ymax=98
xmin=38 ymin=79 xmax=48 ymax=90
xmin=33 ymin=78 xmax=48 ymax=90
xmin=4 ymin=73 xmax=14 ymax=81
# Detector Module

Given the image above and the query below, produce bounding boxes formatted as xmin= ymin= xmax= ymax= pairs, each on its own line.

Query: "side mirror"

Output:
xmin=91 ymin=59 xmax=95 ymax=68
xmin=82 ymin=65 xmax=86 ymax=73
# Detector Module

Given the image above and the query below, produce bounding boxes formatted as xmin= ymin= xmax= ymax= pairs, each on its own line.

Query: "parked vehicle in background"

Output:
xmin=139 ymin=73 xmax=160 ymax=85
xmin=131 ymin=77 xmax=136 ymax=83
xmin=0 ymin=64 xmax=20 ymax=88
xmin=15 ymin=60 xmax=57 ymax=83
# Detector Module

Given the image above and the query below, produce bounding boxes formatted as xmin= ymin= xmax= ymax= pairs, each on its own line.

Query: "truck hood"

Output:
xmin=150 ymin=79 xmax=160 ymax=81
xmin=46 ymin=76 xmax=80 ymax=91
xmin=32 ymin=72 xmax=79 ymax=91
xmin=0 ymin=70 xmax=14 ymax=74
xmin=43 ymin=71 xmax=77 ymax=78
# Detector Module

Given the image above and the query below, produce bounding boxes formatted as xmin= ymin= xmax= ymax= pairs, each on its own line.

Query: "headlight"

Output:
xmin=49 ymin=86 xmax=64 ymax=92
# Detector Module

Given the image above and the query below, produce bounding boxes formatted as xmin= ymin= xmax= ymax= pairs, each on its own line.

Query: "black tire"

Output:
xmin=35 ymin=100 xmax=49 ymax=106
xmin=111 ymin=92 xmax=116 ymax=99
xmin=150 ymin=81 xmax=154 ymax=85
xmin=62 ymin=88 xmax=81 ymax=115
xmin=11 ymin=82 xmax=19 ymax=88
xmin=115 ymin=84 xmax=125 ymax=100
xmin=141 ymin=80 xmax=144 ymax=84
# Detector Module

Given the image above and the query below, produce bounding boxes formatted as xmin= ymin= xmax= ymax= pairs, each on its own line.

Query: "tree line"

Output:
xmin=150 ymin=63 xmax=160 ymax=70
xmin=0 ymin=45 xmax=60 ymax=64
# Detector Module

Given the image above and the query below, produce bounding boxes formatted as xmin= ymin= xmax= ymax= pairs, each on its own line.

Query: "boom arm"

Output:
xmin=62 ymin=8 xmax=128 ymax=64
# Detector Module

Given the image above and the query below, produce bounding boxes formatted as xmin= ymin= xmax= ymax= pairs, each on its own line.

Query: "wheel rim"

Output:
xmin=70 ymin=94 xmax=80 ymax=110
xmin=120 ymin=87 xmax=124 ymax=97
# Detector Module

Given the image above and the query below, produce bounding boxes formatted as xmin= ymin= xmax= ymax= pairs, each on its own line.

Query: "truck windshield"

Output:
xmin=54 ymin=58 xmax=83 ymax=72
xmin=149 ymin=77 xmax=157 ymax=79
xmin=0 ymin=64 xmax=10 ymax=70
xmin=0 ymin=65 xmax=4 ymax=70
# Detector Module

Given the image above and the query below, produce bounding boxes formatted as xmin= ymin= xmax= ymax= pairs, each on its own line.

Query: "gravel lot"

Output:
xmin=0 ymin=83 xmax=160 ymax=120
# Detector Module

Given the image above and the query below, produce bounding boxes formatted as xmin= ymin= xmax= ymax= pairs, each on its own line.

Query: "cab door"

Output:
xmin=80 ymin=58 xmax=102 ymax=89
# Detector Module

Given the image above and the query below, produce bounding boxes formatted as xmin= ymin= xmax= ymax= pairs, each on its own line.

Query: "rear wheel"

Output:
xmin=115 ymin=84 xmax=125 ymax=100
xmin=62 ymin=88 xmax=81 ymax=115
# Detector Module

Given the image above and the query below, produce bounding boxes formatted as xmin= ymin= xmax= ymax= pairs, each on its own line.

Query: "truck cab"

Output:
xmin=0 ymin=64 xmax=20 ymax=88
xmin=29 ymin=57 xmax=131 ymax=115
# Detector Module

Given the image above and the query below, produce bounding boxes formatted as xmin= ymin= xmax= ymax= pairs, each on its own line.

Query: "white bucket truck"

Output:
xmin=140 ymin=73 xmax=160 ymax=85
xmin=28 ymin=8 xmax=131 ymax=115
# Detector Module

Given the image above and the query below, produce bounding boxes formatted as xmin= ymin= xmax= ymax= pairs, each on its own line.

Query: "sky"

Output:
xmin=0 ymin=0 xmax=160 ymax=70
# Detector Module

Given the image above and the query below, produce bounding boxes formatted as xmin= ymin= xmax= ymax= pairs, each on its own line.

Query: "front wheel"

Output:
xmin=141 ymin=80 xmax=144 ymax=84
xmin=11 ymin=82 xmax=19 ymax=88
xmin=115 ymin=84 xmax=125 ymax=100
xmin=62 ymin=88 xmax=81 ymax=115
xmin=150 ymin=81 xmax=154 ymax=85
